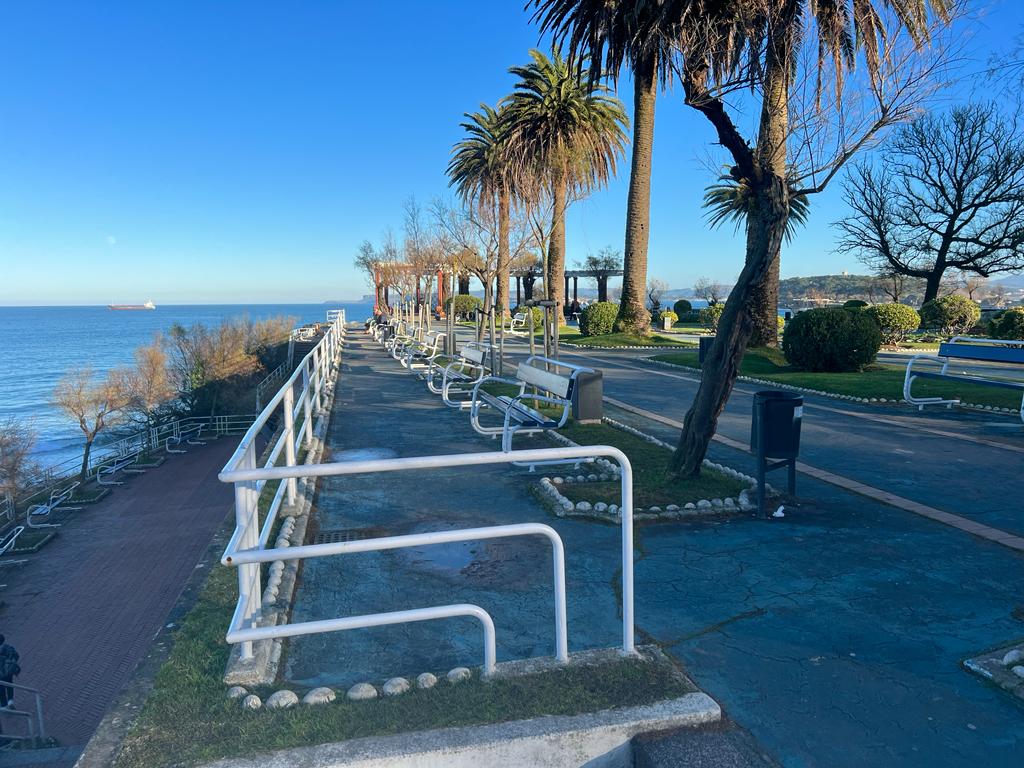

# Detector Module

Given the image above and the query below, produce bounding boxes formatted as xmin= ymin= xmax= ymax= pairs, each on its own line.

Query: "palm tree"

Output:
xmin=503 ymin=48 xmax=628 ymax=322
xmin=447 ymin=103 xmax=518 ymax=317
xmin=704 ymin=174 xmax=809 ymax=346
xmin=531 ymin=1 xmax=679 ymax=335
xmin=663 ymin=0 xmax=951 ymax=477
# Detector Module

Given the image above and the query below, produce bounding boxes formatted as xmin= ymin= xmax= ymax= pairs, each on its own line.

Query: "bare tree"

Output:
xmin=837 ymin=103 xmax=1024 ymax=306
xmin=646 ymin=278 xmax=669 ymax=312
xmin=0 ymin=417 xmax=39 ymax=515
xmin=989 ymin=283 xmax=1010 ymax=307
xmin=113 ymin=337 xmax=177 ymax=435
xmin=692 ymin=276 xmax=727 ymax=306
xmin=53 ymin=368 xmax=128 ymax=481
xmin=670 ymin=2 xmax=962 ymax=478
xmin=959 ymin=273 xmax=989 ymax=302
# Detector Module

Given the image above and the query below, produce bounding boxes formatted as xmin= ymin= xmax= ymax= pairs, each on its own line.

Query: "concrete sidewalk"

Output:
xmin=301 ymin=332 xmax=1024 ymax=767
xmin=0 ymin=439 xmax=236 ymax=754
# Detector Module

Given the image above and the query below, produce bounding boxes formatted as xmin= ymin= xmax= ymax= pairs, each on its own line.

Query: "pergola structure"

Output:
xmin=511 ymin=267 xmax=624 ymax=310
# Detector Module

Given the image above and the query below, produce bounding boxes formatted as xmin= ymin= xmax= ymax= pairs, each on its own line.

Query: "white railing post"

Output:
xmin=282 ymin=382 xmax=297 ymax=505
xmin=302 ymin=362 xmax=314 ymax=449
xmin=313 ymin=346 xmax=323 ymax=412
xmin=234 ymin=441 xmax=261 ymax=660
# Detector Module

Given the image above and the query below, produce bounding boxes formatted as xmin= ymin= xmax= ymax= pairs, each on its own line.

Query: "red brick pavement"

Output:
xmin=0 ymin=438 xmax=236 ymax=749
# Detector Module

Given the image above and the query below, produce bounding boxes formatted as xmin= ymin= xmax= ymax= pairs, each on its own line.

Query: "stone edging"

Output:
xmin=538 ymin=420 xmax=768 ymax=524
xmin=645 ymin=357 xmax=1021 ymax=416
xmin=565 ymin=343 xmax=696 ymax=350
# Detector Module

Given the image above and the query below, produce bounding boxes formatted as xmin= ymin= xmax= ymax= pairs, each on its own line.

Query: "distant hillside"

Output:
xmin=778 ymin=274 xmax=877 ymax=304
xmin=992 ymin=274 xmax=1024 ymax=289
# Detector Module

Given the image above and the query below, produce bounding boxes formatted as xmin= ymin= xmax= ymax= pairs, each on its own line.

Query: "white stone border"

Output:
xmin=539 ymin=420 xmax=767 ymax=523
xmin=645 ymin=357 xmax=1021 ymax=416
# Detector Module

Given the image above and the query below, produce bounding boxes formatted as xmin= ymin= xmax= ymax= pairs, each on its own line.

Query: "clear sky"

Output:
xmin=1 ymin=1 xmax=1021 ymax=305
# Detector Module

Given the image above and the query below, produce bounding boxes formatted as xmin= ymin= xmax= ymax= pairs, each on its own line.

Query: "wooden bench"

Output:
xmin=166 ymin=423 xmax=206 ymax=454
xmin=903 ymin=337 xmax=1024 ymax=422
xmin=402 ymin=330 xmax=444 ymax=372
xmin=27 ymin=482 xmax=81 ymax=529
xmin=0 ymin=526 xmax=27 ymax=568
xmin=504 ymin=312 xmax=530 ymax=336
xmin=97 ymin=450 xmax=145 ymax=484
xmin=428 ymin=343 xmax=493 ymax=408
xmin=469 ymin=355 xmax=593 ymax=452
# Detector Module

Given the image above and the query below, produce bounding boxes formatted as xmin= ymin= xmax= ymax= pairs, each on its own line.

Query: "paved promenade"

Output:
xmin=0 ymin=438 xmax=236 ymax=756
xmin=301 ymin=332 xmax=1024 ymax=767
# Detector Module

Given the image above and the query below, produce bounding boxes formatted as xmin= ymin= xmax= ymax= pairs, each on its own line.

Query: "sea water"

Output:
xmin=0 ymin=302 xmax=374 ymax=468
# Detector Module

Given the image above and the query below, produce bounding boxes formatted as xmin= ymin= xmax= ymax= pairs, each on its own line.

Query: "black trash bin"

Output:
xmin=750 ymin=390 xmax=803 ymax=458
xmin=750 ymin=390 xmax=803 ymax=517
xmin=698 ymin=335 xmax=716 ymax=364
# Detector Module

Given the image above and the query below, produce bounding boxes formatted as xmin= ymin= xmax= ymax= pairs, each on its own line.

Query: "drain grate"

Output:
xmin=313 ymin=528 xmax=375 ymax=545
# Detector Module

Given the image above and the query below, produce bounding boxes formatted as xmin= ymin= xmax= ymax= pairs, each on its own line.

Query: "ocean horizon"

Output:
xmin=0 ymin=302 xmax=375 ymax=469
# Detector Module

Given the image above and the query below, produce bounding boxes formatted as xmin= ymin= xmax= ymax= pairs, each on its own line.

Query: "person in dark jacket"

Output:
xmin=0 ymin=635 xmax=19 ymax=709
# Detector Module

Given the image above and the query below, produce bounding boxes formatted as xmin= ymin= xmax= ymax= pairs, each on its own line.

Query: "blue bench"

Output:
xmin=903 ymin=337 xmax=1024 ymax=422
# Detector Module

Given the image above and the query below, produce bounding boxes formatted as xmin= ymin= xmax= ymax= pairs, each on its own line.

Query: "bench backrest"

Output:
xmin=517 ymin=362 xmax=572 ymax=398
xmin=462 ymin=345 xmax=489 ymax=366
xmin=940 ymin=342 xmax=1024 ymax=365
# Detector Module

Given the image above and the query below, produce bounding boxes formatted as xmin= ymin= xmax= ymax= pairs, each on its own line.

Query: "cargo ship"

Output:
xmin=108 ymin=300 xmax=156 ymax=310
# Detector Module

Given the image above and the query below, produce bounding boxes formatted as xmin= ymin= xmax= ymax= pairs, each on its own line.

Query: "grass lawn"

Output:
xmin=555 ymin=422 xmax=746 ymax=507
xmin=10 ymin=528 xmax=57 ymax=553
xmin=561 ymin=333 xmax=696 ymax=348
xmin=116 ymin=562 xmax=692 ymax=768
xmin=652 ymin=347 xmax=1022 ymax=410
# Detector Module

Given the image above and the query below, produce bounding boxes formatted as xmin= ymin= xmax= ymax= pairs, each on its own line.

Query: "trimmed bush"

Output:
xmin=660 ymin=310 xmax=679 ymax=327
xmin=511 ymin=305 xmax=543 ymax=330
xmin=447 ymin=294 xmax=482 ymax=319
xmin=990 ymin=307 xmax=1024 ymax=340
xmin=777 ymin=315 xmax=786 ymax=336
xmin=919 ymin=295 xmax=980 ymax=336
xmin=865 ymin=303 xmax=921 ymax=344
xmin=782 ymin=307 xmax=882 ymax=372
xmin=698 ymin=303 xmax=724 ymax=331
xmin=843 ymin=299 xmax=869 ymax=309
xmin=673 ymin=299 xmax=692 ymax=316
xmin=579 ymin=301 xmax=619 ymax=337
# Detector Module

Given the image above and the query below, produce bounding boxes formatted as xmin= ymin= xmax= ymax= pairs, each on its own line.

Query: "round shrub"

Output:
xmin=919 ymin=295 xmax=980 ymax=336
xmin=660 ymin=310 xmax=679 ymax=327
xmin=777 ymin=315 xmax=786 ymax=336
xmin=579 ymin=301 xmax=619 ymax=337
xmin=782 ymin=307 xmax=882 ymax=372
xmin=865 ymin=303 xmax=921 ymax=345
xmin=673 ymin=299 xmax=692 ymax=316
xmin=447 ymin=294 xmax=482 ymax=319
xmin=843 ymin=299 xmax=869 ymax=309
xmin=698 ymin=303 xmax=725 ymax=331
xmin=990 ymin=307 xmax=1024 ymax=340
xmin=511 ymin=305 xmax=543 ymax=330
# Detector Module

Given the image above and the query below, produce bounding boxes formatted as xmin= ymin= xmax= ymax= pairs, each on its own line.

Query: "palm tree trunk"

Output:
xmin=547 ymin=167 xmax=568 ymax=322
xmin=616 ymin=58 xmax=657 ymax=336
xmin=496 ymin=191 xmax=511 ymax=319
xmin=748 ymin=244 xmax=781 ymax=346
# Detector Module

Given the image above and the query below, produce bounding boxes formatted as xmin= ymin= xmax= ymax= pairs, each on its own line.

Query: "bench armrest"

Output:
xmin=509 ymin=392 xmax=572 ymax=426
xmin=470 ymin=375 xmax=524 ymax=406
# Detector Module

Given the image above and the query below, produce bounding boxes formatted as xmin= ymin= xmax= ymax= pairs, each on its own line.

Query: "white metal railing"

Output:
xmin=218 ymin=443 xmax=635 ymax=676
xmin=219 ymin=311 xmax=345 ymax=654
xmin=255 ymin=360 xmax=291 ymax=412
xmin=0 ymin=680 xmax=46 ymax=742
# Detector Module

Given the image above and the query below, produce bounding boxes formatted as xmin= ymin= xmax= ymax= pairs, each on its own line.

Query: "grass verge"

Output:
xmin=652 ymin=347 xmax=1022 ymax=411
xmin=116 ymin=558 xmax=691 ymax=768
xmin=555 ymin=422 xmax=746 ymax=507
xmin=562 ymin=333 xmax=695 ymax=348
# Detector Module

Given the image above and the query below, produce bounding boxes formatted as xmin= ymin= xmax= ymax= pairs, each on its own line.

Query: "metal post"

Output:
xmin=490 ymin=309 xmax=499 ymax=376
xmin=282 ymin=383 xmax=297 ymax=505
xmin=313 ymin=347 xmax=323 ymax=412
xmin=302 ymin=362 xmax=314 ymax=448
xmin=528 ymin=307 xmax=536 ymax=358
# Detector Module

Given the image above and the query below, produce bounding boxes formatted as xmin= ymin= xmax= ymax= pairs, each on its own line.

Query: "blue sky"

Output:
xmin=1 ymin=1 xmax=1021 ymax=305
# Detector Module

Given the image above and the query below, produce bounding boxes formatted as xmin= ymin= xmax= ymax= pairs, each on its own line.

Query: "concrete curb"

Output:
xmin=200 ymin=692 xmax=721 ymax=768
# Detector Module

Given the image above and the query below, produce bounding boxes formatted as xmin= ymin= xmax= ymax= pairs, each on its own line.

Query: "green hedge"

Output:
xmin=698 ymin=303 xmax=724 ymax=331
xmin=989 ymin=307 xmax=1024 ymax=340
xmin=447 ymin=294 xmax=482 ymax=318
xmin=512 ymin=305 xmax=544 ymax=330
xmin=919 ymin=295 xmax=979 ymax=336
xmin=579 ymin=301 xmax=619 ymax=337
xmin=673 ymin=299 xmax=692 ymax=316
xmin=865 ymin=303 xmax=921 ymax=344
xmin=782 ymin=307 xmax=881 ymax=372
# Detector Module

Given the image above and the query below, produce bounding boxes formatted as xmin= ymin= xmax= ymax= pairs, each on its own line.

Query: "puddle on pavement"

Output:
xmin=328 ymin=447 xmax=397 ymax=462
